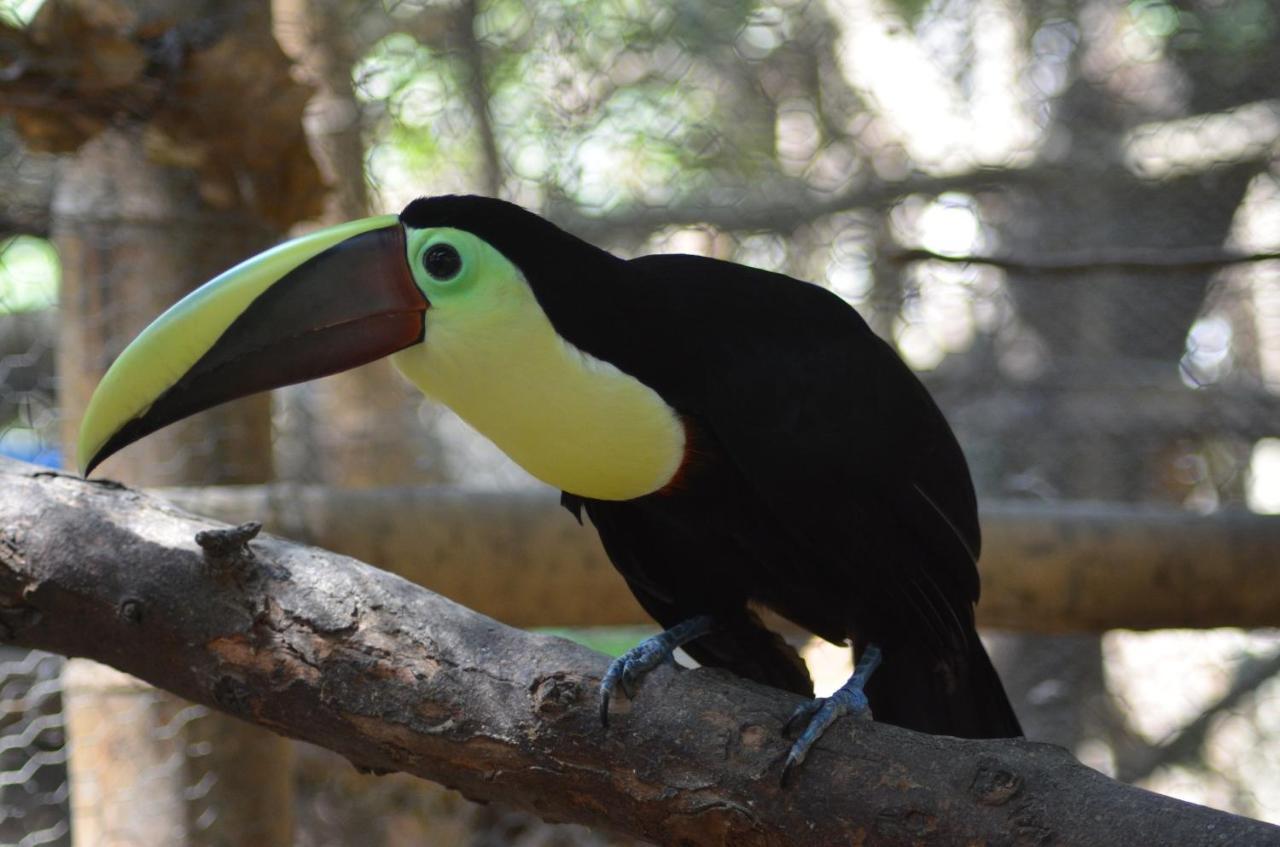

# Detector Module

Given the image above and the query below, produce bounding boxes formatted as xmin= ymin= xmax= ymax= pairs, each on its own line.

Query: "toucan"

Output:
xmin=78 ymin=195 xmax=1022 ymax=777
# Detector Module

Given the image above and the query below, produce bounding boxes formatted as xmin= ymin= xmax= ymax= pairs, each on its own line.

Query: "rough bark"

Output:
xmin=158 ymin=483 xmax=1280 ymax=633
xmin=0 ymin=457 xmax=1275 ymax=846
xmin=0 ymin=0 xmax=325 ymax=231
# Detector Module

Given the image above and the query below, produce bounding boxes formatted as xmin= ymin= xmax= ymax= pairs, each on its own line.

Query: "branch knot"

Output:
xmin=196 ymin=521 xmax=262 ymax=571
xmin=971 ymin=754 xmax=1024 ymax=806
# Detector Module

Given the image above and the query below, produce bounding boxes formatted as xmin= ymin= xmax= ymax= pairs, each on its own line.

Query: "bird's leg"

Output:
xmin=599 ymin=614 xmax=715 ymax=726
xmin=780 ymin=643 xmax=883 ymax=782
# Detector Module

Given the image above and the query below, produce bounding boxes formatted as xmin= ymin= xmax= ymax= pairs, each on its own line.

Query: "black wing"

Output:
xmin=644 ymin=256 xmax=983 ymax=651
xmin=667 ymin=259 xmax=1018 ymax=736
xmin=549 ymin=252 xmax=1017 ymax=736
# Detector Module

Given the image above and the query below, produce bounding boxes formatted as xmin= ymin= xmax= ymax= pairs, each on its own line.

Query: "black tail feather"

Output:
xmin=863 ymin=636 xmax=1021 ymax=738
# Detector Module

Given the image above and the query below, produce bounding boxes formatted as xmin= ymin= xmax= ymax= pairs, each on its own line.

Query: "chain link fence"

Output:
xmin=1 ymin=0 xmax=1279 ymax=842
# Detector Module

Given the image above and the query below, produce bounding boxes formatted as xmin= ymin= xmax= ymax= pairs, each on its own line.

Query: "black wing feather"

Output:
xmin=546 ymin=251 xmax=1017 ymax=737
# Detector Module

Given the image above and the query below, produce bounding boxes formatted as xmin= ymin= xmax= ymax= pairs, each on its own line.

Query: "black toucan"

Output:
xmin=78 ymin=195 xmax=1022 ymax=776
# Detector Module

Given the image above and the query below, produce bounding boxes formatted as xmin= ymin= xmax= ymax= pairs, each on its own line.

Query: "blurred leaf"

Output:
xmin=0 ymin=235 xmax=57 ymax=313
xmin=0 ymin=1 xmax=45 ymax=27
xmin=885 ymin=0 xmax=931 ymax=26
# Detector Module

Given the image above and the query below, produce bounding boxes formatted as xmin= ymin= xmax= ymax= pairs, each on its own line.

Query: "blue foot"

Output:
xmin=781 ymin=644 xmax=883 ymax=783
xmin=600 ymin=615 xmax=714 ymax=726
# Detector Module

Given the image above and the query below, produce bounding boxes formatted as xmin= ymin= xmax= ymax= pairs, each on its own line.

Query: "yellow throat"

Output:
xmin=391 ymin=229 xmax=685 ymax=501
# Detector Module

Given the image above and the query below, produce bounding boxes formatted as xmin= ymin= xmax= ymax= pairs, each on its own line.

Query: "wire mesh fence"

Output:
xmin=1 ymin=0 xmax=1279 ymax=842
xmin=0 ymin=650 xmax=67 ymax=847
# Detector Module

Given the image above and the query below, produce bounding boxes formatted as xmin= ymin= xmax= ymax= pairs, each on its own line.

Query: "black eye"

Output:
xmin=422 ymin=243 xmax=462 ymax=280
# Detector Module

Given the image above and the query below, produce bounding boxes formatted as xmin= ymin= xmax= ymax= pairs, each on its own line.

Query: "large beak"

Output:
xmin=77 ymin=215 xmax=427 ymax=476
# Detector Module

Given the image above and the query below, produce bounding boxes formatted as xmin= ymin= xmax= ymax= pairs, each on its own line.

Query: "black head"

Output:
xmin=399 ymin=195 xmax=621 ymax=286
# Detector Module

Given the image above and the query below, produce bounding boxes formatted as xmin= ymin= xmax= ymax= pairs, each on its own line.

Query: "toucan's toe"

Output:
xmin=598 ymin=614 xmax=715 ymax=727
xmin=780 ymin=643 xmax=882 ymax=784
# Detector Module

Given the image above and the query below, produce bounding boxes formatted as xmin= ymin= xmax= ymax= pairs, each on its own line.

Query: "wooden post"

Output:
xmin=158 ymin=484 xmax=1280 ymax=633
xmin=54 ymin=110 xmax=295 ymax=847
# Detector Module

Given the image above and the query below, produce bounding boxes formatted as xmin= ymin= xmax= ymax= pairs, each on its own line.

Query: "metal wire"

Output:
xmin=0 ymin=0 xmax=1278 ymax=841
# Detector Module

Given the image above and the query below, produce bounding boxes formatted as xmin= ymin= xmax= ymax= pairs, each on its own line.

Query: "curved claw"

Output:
xmin=780 ymin=689 xmax=872 ymax=784
xmin=599 ymin=616 xmax=715 ymax=728
xmin=598 ymin=638 xmax=675 ymax=726
xmin=599 ymin=658 xmax=629 ymax=726
xmin=780 ymin=644 xmax=882 ymax=784
xmin=782 ymin=698 xmax=825 ymax=738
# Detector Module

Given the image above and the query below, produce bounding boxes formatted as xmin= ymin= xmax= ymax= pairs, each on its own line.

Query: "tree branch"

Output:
xmin=457 ymin=0 xmax=503 ymax=196
xmin=544 ymin=168 xmax=1044 ymax=242
xmin=0 ymin=457 xmax=1275 ymax=845
xmin=887 ymin=246 xmax=1280 ymax=274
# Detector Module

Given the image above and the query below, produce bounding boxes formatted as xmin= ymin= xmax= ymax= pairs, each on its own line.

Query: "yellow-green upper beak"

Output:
xmin=77 ymin=214 xmax=427 ymax=476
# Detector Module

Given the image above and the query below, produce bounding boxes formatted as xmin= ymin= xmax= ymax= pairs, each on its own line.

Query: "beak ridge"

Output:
xmin=78 ymin=216 xmax=426 ymax=475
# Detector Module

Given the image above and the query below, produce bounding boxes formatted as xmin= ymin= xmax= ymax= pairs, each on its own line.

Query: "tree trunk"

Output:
xmin=48 ymin=1 xmax=303 ymax=840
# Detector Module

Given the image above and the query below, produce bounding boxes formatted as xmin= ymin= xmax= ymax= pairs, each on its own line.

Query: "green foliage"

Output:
xmin=1200 ymin=0 xmax=1276 ymax=55
xmin=1131 ymin=0 xmax=1277 ymax=55
xmin=884 ymin=0 xmax=932 ymax=26
xmin=0 ymin=0 xmax=43 ymax=27
xmin=540 ymin=626 xmax=658 ymax=658
xmin=0 ymin=237 xmax=58 ymax=313
xmin=364 ymin=0 xmax=800 ymax=211
xmin=1128 ymin=0 xmax=1182 ymax=38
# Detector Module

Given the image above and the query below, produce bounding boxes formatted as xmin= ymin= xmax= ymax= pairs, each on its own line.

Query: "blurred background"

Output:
xmin=1 ymin=0 xmax=1279 ymax=843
